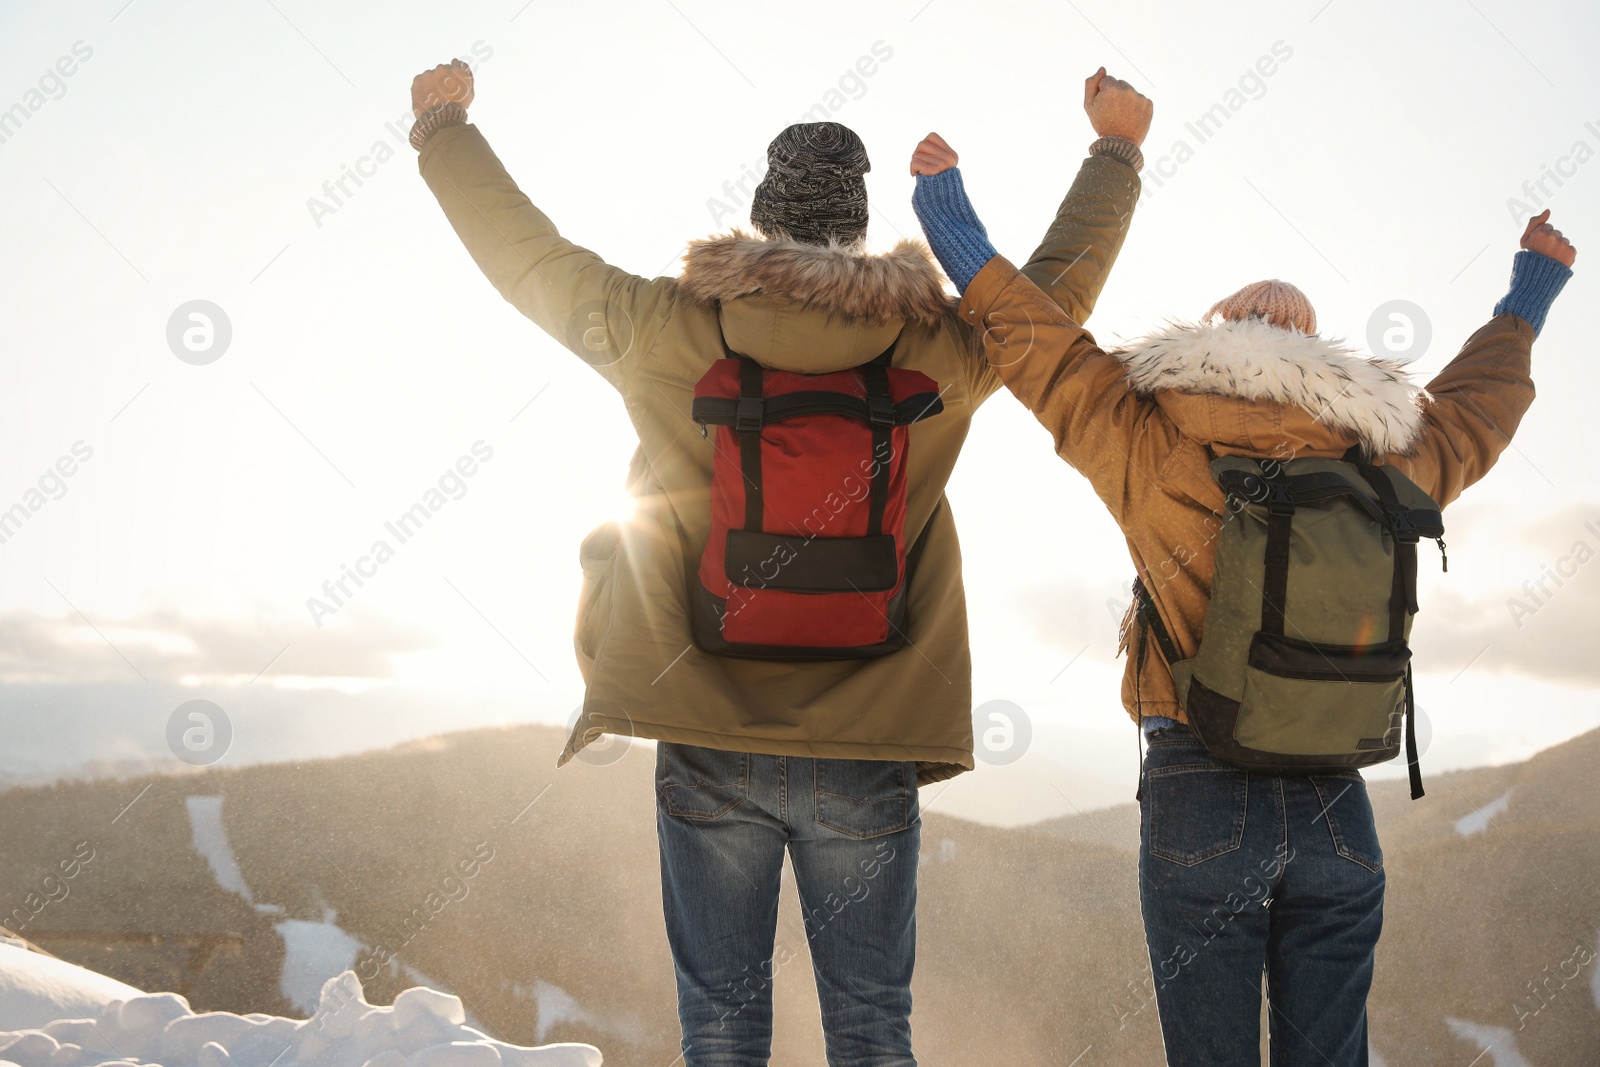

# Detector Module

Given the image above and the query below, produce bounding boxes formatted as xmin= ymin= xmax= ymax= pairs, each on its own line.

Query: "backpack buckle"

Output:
xmin=867 ymin=394 xmax=896 ymax=427
xmin=1389 ymin=507 xmax=1420 ymax=542
xmin=1266 ymin=481 xmax=1295 ymax=515
xmin=735 ymin=397 xmax=764 ymax=433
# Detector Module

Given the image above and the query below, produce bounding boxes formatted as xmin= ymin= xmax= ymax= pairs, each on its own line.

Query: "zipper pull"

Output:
xmin=1436 ymin=536 xmax=1448 ymax=572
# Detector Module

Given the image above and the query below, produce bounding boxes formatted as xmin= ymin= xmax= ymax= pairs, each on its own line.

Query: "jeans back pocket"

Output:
xmin=1311 ymin=773 xmax=1384 ymax=873
xmin=814 ymin=759 xmax=916 ymax=839
xmin=1145 ymin=764 xmax=1248 ymax=866
xmin=658 ymin=743 xmax=750 ymax=821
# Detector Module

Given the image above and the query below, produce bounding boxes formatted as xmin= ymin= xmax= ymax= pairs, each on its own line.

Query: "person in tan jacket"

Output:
xmin=407 ymin=60 xmax=1150 ymax=1066
xmin=910 ymin=127 xmax=1575 ymax=1065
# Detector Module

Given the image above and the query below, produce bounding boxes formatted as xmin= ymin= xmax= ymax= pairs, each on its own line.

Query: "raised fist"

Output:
xmin=1521 ymin=209 xmax=1577 ymax=267
xmin=1084 ymin=66 xmax=1153 ymax=147
xmin=910 ymin=132 xmax=959 ymax=177
xmin=411 ymin=58 xmax=474 ymax=117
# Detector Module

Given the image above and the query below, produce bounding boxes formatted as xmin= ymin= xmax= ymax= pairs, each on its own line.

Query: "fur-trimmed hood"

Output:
xmin=678 ymin=231 xmax=953 ymax=373
xmin=1111 ymin=317 xmax=1427 ymax=457
xmin=681 ymin=230 xmax=952 ymax=324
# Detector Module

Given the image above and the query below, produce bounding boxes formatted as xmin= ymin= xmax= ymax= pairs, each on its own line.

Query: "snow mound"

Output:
xmin=1454 ymin=789 xmax=1513 ymax=836
xmin=1444 ymin=1017 xmax=1531 ymax=1067
xmin=0 ymin=968 xmax=601 ymax=1067
xmin=0 ymin=941 xmax=142 ymax=1033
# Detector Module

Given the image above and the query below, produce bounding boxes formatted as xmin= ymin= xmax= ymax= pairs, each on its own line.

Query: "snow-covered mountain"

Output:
xmin=0 ymin=938 xmax=141 ymax=1032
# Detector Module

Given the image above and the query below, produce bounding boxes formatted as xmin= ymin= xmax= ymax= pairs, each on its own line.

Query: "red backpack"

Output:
xmin=690 ymin=330 xmax=945 ymax=659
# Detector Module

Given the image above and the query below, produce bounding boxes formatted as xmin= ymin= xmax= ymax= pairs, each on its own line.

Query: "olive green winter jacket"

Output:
xmin=418 ymin=122 xmax=1139 ymax=782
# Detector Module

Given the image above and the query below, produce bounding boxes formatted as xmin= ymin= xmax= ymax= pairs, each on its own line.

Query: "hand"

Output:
xmin=411 ymin=58 xmax=474 ymax=117
xmin=910 ymin=132 xmax=959 ymax=177
xmin=1084 ymin=66 xmax=1153 ymax=147
xmin=1521 ymin=209 xmax=1576 ymax=267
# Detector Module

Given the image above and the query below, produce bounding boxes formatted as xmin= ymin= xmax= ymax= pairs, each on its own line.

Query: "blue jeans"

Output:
xmin=655 ymin=742 xmax=920 ymax=1067
xmin=1139 ymin=725 xmax=1385 ymax=1066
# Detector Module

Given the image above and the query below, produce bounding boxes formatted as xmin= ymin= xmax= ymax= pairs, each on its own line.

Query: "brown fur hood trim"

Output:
xmin=679 ymin=230 xmax=954 ymax=325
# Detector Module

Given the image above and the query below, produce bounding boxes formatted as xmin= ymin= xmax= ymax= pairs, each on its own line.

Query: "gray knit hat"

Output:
xmin=749 ymin=122 xmax=870 ymax=247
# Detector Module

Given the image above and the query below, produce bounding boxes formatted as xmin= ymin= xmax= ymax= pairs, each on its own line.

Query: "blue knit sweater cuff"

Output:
xmin=1494 ymin=249 xmax=1572 ymax=338
xmin=912 ymin=168 xmax=998 ymax=294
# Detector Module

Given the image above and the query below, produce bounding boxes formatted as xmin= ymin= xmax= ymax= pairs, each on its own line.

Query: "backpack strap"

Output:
xmin=1404 ymin=665 xmax=1424 ymax=800
xmin=1342 ymin=447 xmax=1416 ymax=644
xmin=1133 ymin=620 xmax=1148 ymax=804
xmin=736 ymin=356 xmax=765 ymax=531
xmin=715 ymin=318 xmax=765 ymax=429
xmin=1132 ymin=576 xmax=1182 ymax=667
xmin=861 ymin=341 xmax=897 ymax=536
xmin=715 ymin=316 xmax=771 ymax=533
xmin=1129 ymin=575 xmax=1182 ymax=804
xmin=1343 ymin=448 xmax=1426 ymax=800
xmin=1258 ymin=468 xmax=1297 ymax=638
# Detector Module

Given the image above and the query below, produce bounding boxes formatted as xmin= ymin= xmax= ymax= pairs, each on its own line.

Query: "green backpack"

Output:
xmin=1134 ymin=448 xmax=1447 ymax=799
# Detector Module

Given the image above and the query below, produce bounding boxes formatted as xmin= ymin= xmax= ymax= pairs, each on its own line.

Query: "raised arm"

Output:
xmin=1386 ymin=211 xmax=1575 ymax=507
xmin=908 ymin=69 xmax=1145 ymax=403
xmin=911 ymin=147 xmax=1172 ymax=523
xmin=410 ymin=60 xmax=673 ymax=390
xmin=1019 ymin=68 xmax=1151 ymax=322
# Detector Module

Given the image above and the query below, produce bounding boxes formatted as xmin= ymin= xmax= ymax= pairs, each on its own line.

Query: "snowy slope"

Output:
xmin=0 ymin=957 xmax=601 ymax=1067
xmin=0 ymin=940 xmax=142 ymax=1032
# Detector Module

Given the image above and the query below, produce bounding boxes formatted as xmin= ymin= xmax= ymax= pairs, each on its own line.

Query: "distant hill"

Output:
xmin=0 ymin=756 xmax=202 ymax=792
xmin=1 ymin=724 xmax=1594 ymax=1065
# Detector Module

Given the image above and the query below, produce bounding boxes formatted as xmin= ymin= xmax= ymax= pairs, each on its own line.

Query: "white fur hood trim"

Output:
xmin=1111 ymin=317 xmax=1428 ymax=456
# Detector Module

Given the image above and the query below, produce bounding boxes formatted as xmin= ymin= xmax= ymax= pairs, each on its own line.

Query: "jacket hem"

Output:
xmin=1125 ymin=698 xmax=1184 ymax=725
xmin=560 ymin=715 xmax=974 ymax=786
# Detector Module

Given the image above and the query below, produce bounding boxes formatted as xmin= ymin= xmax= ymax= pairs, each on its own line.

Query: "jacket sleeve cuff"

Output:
xmin=1088 ymin=136 xmax=1144 ymax=173
xmin=956 ymin=255 xmax=1022 ymax=327
xmin=410 ymin=102 xmax=469 ymax=152
xmin=1493 ymin=249 xmax=1572 ymax=338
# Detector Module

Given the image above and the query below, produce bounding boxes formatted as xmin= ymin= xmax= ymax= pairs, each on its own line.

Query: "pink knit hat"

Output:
xmin=1204 ymin=279 xmax=1317 ymax=335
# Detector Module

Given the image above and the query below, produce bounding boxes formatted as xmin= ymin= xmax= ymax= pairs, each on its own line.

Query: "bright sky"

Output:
xmin=2 ymin=0 xmax=1597 ymax=821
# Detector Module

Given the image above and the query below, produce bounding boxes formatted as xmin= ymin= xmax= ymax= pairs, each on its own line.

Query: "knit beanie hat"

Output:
xmin=1205 ymin=279 xmax=1317 ymax=335
xmin=749 ymin=122 xmax=871 ymax=247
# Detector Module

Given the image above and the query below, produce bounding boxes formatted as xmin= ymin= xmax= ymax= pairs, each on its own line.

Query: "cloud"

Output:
xmin=0 ymin=608 xmax=434 ymax=686
xmin=1408 ymin=503 xmax=1600 ymax=687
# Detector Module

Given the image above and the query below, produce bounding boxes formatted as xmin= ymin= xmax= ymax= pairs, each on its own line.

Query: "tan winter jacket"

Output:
xmin=417 ymin=124 xmax=1140 ymax=782
xmin=955 ymin=257 xmax=1537 ymax=725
